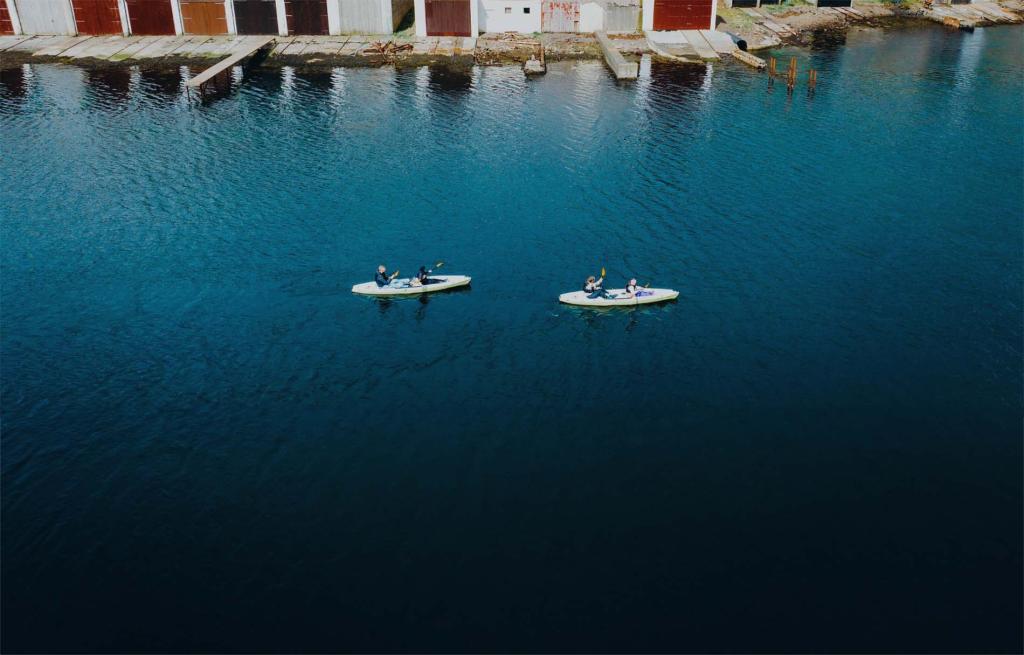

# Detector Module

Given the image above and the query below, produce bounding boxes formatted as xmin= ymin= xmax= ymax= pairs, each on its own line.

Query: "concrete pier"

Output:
xmin=595 ymin=31 xmax=638 ymax=80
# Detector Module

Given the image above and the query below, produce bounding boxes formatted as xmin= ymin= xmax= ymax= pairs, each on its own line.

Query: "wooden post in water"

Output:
xmin=787 ymin=57 xmax=797 ymax=93
xmin=769 ymin=56 xmax=777 ymax=76
xmin=808 ymin=68 xmax=817 ymax=96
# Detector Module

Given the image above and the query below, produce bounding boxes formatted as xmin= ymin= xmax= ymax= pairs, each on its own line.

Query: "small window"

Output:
xmin=505 ymin=6 xmax=511 ymax=12
xmin=524 ymin=6 xmax=530 ymax=12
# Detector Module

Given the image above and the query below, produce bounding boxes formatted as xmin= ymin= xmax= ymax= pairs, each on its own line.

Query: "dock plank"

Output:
xmin=106 ymin=36 xmax=156 ymax=61
xmin=69 ymin=35 xmax=127 ymax=59
xmin=0 ymin=35 xmax=35 ymax=52
xmin=30 ymin=36 xmax=90 ymax=56
xmin=132 ymin=35 xmax=181 ymax=59
xmin=169 ymin=36 xmax=211 ymax=56
xmin=186 ymin=36 xmax=274 ymax=88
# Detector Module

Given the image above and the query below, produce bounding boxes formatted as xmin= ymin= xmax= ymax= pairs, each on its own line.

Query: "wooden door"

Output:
xmin=652 ymin=0 xmax=712 ymax=30
xmin=424 ymin=0 xmax=470 ymax=36
xmin=180 ymin=0 xmax=228 ymax=33
xmin=72 ymin=0 xmax=123 ymax=34
xmin=0 ymin=2 xmax=14 ymax=34
xmin=125 ymin=0 xmax=176 ymax=34
xmin=233 ymin=0 xmax=278 ymax=34
xmin=285 ymin=0 xmax=327 ymax=35
xmin=541 ymin=1 xmax=578 ymax=32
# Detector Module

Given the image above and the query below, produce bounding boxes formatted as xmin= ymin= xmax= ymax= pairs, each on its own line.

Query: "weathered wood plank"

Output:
xmin=0 ymin=36 xmax=35 ymax=52
xmin=30 ymin=36 xmax=89 ymax=56
xmin=186 ymin=36 xmax=274 ymax=87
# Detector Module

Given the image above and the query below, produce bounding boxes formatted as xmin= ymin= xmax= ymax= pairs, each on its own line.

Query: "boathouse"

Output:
xmin=331 ymin=0 xmax=412 ymax=33
xmin=642 ymin=0 xmax=716 ymax=31
xmin=232 ymin=0 xmax=281 ymax=34
xmin=479 ymin=1 xmax=540 ymax=33
xmin=179 ymin=0 xmax=229 ymax=33
xmin=414 ymin=0 xmax=476 ymax=37
xmin=11 ymin=0 xmax=76 ymax=34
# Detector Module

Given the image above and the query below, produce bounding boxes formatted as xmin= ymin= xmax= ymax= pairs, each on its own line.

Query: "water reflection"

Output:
xmin=426 ymin=64 xmax=473 ymax=96
xmin=0 ymin=66 xmax=28 ymax=110
xmin=85 ymin=67 xmax=130 ymax=107
xmin=138 ymin=66 xmax=183 ymax=98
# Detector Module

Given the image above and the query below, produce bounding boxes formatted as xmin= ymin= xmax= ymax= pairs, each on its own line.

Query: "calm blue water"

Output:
xmin=2 ymin=24 xmax=1022 ymax=653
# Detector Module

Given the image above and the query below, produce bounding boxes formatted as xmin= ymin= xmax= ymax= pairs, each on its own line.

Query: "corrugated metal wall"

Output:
xmin=180 ymin=0 xmax=228 ymax=33
xmin=541 ymin=0 xmax=578 ymax=32
xmin=14 ymin=0 xmax=77 ymax=34
xmin=336 ymin=0 xmax=385 ymax=33
xmin=602 ymin=0 xmax=639 ymax=31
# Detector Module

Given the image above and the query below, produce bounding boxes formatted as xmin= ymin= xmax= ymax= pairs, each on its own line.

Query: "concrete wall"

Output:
xmin=14 ymin=0 xmax=76 ymax=34
xmin=479 ymin=0 xmax=539 ymax=33
xmin=579 ymin=1 xmax=600 ymax=31
xmin=603 ymin=0 xmax=639 ymax=31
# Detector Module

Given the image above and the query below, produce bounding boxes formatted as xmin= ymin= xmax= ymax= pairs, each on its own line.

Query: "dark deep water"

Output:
xmin=2 ymin=24 xmax=1022 ymax=653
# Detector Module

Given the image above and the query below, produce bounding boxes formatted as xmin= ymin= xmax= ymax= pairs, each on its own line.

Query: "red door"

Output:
xmin=425 ymin=0 xmax=470 ymax=36
xmin=0 ymin=1 xmax=14 ymax=34
xmin=125 ymin=0 xmax=176 ymax=35
xmin=652 ymin=0 xmax=712 ymax=30
xmin=285 ymin=0 xmax=328 ymax=35
xmin=73 ymin=0 xmax=123 ymax=34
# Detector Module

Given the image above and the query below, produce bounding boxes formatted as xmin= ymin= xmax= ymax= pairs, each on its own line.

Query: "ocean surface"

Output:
xmin=2 ymin=23 xmax=1021 ymax=653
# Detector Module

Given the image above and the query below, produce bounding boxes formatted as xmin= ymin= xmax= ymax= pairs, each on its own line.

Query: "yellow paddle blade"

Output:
xmin=600 ymin=267 xmax=606 ymax=278
xmin=435 ymin=261 xmax=444 ymax=268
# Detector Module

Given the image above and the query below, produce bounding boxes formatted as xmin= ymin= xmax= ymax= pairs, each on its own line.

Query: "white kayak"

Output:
xmin=352 ymin=275 xmax=471 ymax=296
xmin=559 ymin=287 xmax=679 ymax=307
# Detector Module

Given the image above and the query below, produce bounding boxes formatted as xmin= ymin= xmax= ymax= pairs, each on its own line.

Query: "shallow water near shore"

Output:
xmin=2 ymin=24 xmax=1022 ymax=652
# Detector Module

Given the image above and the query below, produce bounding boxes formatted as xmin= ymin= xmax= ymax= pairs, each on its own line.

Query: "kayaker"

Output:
xmin=375 ymin=265 xmax=398 ymax=288
xmin=409 ymin=266 xmax=433 ymax=287
xmin=584 ymin=275 xmax=610 ymax=299
xmin=622 ymin=278 xmax=640 ymax=299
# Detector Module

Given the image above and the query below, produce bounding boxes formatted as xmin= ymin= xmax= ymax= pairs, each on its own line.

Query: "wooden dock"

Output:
xmin=186 ymin=36 xmax=275 ymax=89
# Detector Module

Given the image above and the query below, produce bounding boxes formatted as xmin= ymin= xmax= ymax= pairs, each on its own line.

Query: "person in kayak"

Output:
xmin=584 ymin=275 xmax=610 ymax=299
xmin=375 ymin=265 xmax=399 ymax=288
xmin=409 ymin=266 xmax=435 ymax=287
xmin=621 ymin=278 xmax=640 ymax=299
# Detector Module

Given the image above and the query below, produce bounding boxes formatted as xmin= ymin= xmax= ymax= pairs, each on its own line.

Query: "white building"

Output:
xmin=478 ymin=0 xmax=539 ymax=33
